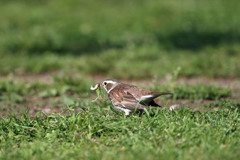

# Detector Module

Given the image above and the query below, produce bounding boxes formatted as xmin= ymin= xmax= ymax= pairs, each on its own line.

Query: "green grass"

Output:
xmin=0 ymin=104 xmax=239 ymax=160
xmin=0 ymin=76 xmax=93 ymax=103
xmin=0 ymin=76 xmax=238 ymax=159
xmin=0 ymin=77 xmax=232 ymax=105
xmin=173 ymin=84 xmax=231 ymax=100
xmin=157 ymin=83 xmax=231 ymax=100
xmin=0 ymin=0 xmax=240 ymax=78
xmin=1 ymin=45 xmax=240 ymax=78
xmin=203 ymin=100 xmax=240 ymax=108
xmin=0 ymin=0 xmax=239 ymax=54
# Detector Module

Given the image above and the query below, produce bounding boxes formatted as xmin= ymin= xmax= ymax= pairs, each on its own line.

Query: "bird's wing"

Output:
xmin=121 ymin=92 xmax=148 ymax=110
xmin=139 ymin=91 xmax=172 ymax=103
xmin=109 ymin=85 xmax=148 ymax=110
xmin=127 ymin=85 xmax=172 ymax=104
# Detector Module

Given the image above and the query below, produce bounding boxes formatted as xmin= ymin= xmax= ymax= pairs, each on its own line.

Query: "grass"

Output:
xmin=1 ymin=45 xmax=240 ymax=78
xmin=1 ymin=0 xmax=239 ymax=53
xmin=203 ymin=100 xmax=240 ymax=108
xmin=0 ymin=0 xmax=240 ymax=78
xmin=0 ymin=76 xmax=93 ymax=104
xmin=0 ymin=76 xmax=238 ymax=159
xmin=163 ymin=84 xmax=231 ymax=100
xmin=0 ymin=0 xmax=240 ymax=159
xmin=0 ymin=77 xmax=232 ymax=106
xmin=0 ymin=104 xmax=239 ymax=160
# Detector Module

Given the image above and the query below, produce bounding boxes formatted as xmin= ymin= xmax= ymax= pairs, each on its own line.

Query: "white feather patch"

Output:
xmin=104 ymin=80 xmax=117 ymax=84
xmin=115 ymin=106 xmax=131 ymax=115
xmin=107 ymin=87 xmax=115 ymax=93
xmin=140 ymin=95 xmax=155 ymax=102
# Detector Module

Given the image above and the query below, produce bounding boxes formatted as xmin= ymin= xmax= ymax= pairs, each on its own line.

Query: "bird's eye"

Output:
xmin=104 ymin=82 xmax=107 ymax=85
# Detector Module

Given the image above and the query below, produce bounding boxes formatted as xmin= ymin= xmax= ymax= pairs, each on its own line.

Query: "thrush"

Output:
xmin=91 ymin=79 xmax=174 ymax=116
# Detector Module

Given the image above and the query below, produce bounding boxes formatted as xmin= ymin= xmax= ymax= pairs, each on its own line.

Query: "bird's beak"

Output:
xmin=98 ymin=82 xmax=104 ymax=87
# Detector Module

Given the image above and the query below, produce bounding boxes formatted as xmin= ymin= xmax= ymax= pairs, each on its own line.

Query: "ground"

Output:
xmin=0 ymin=74 xmax=239 ymax=117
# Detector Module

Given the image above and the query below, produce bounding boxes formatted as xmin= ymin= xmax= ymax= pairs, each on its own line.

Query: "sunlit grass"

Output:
xmin=0 ymin=104 xmax=239 ymax=160
xmin=0 ymin=0 xmax=240 ymax=78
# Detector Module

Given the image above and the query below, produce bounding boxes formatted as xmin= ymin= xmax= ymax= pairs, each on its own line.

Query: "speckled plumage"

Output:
xmin=100 ymin=79 xmax=172 ymax=115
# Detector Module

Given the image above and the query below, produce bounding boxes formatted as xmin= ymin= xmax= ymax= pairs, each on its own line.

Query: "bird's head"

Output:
xmin=101 ymin=79 xmax=120 ymax=93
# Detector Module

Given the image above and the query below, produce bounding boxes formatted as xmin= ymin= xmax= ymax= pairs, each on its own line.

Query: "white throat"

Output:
xmin=107 ymin=86 xmax=115 ymax=93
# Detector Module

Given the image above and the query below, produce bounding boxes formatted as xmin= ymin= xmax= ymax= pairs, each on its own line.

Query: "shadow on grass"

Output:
xmin=6 ymin=29 xmax=240 ymax=55
xmin=156 ymin=30 xmax=240 ymax=51
xmin=6 ymin=33 xmax=124 ymax=55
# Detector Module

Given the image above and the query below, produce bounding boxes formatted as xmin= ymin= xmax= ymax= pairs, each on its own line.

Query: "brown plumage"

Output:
xmin=95 ymin=79 xmax=172 ymax=115
xmin=108 ymin=83 xmax=171 ymax=109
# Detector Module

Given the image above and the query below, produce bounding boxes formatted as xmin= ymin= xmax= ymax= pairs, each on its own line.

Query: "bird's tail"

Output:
xmin=153 ymin=92 xmax=173 ymax=96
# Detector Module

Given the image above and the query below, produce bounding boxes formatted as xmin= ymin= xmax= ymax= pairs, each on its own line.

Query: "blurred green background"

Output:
xmin=0 ymin=0 xmax=240 ymax=79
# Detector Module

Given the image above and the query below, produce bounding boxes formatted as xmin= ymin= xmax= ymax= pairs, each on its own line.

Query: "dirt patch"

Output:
xmin=0 ymin=96 xmax=62 ymax=118
xmin=0 ymin=73 xmax=54 ymax=84
xmin=0 ymin=74 xmax=239 ymax=117
xmin=3 ymin=74 xmax=240 ymax=89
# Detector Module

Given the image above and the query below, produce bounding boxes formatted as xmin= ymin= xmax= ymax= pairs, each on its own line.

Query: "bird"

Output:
xmin=92 ymin=79 xmax=173 ymax=116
